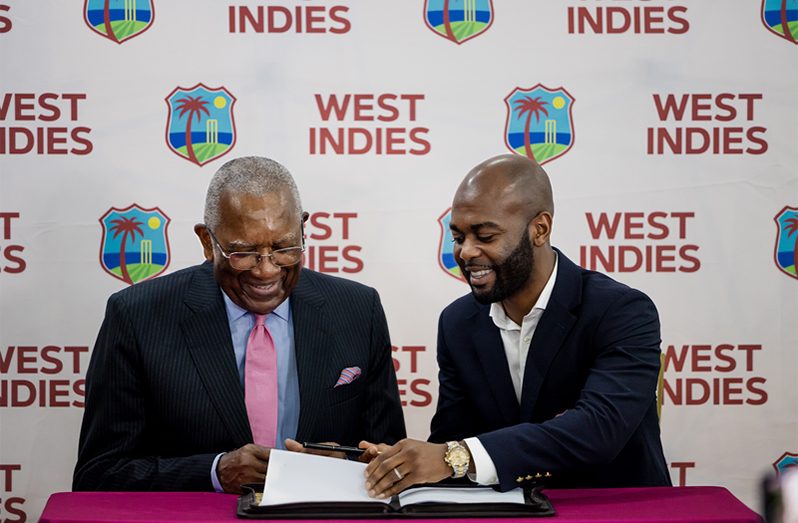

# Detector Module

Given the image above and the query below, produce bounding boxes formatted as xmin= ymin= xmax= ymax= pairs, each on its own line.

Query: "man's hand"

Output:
xmin=217 ymin=444 xmax=271 ymax=494
xmin=363 ymin=439 xmax=451 ymax=498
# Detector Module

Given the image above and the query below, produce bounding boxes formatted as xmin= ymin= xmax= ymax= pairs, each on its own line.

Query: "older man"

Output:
xmin=74 ymin=156 xmax=405 ymax=493
xmin=364 ymin=154 xmax=670 ymax=497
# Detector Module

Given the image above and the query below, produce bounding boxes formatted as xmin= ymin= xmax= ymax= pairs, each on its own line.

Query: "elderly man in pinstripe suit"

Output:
xmin=74 ymin=156 xmax=405 ymax=493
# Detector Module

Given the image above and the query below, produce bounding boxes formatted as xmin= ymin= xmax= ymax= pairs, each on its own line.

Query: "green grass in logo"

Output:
xmin=94 ymin=20 xmax=149 ymax=39
xmin=772 ymin=21 xmax=798 ymax=39
xmin=784 ymin=264 xmax=796 ymax=276
xmin=176 ymin=143 xmax=230 ymax=163
xmin=435 ymin=21 xmax=487 ymax=41
xmin=514 ymin=143 xmax=567 ymax=163
xmin=111 ymin=263 xmax=164 ymax=283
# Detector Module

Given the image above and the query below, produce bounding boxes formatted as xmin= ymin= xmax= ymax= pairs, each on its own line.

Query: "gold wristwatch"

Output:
xmin=444 ymin=441 xmax=470 ymax=479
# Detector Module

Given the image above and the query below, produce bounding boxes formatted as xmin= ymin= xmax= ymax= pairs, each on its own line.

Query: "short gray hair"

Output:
xmin=203 ymin=156 xmax=303 ymax=229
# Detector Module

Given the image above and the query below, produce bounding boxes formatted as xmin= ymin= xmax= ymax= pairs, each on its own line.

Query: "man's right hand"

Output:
xmin=218 ymin=444 xmax=271 ymax=493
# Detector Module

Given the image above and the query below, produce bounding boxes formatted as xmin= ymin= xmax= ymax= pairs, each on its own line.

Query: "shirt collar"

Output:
xmin=221 ymin=290 xmax=291 ymax=323
xmin=489 ymin=252 xmax=559 ymax=328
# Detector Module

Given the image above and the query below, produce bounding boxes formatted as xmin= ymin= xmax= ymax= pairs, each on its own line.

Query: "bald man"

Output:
xmin=364 ymin=154 xmax=670 ymax=496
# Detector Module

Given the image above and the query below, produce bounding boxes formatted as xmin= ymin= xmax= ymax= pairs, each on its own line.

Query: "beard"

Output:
xmin=466 ymin=229 xmax=534 ymax=304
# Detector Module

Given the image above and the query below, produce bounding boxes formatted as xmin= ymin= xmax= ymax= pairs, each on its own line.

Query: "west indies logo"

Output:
xmin=99 ymin=204 xmax=170 ymax=285
xmin=165 ymin=84 xmax=237 ymax=166
xmin=761 ymin=0 xmax=798 ymax=44
xmin=84 ymin=0 xmax=154 ymax=44
xmin=424 ymin=0 xmax=493 ymax=44
xmin=438 ymin=208 xmax=466 ymax=282
xmin=773 ymin=452 xmax=798 ymax=476
xmin=504 ymin=85 xmax=575 ymax=165
xmin=774 ymin=206 xmax=798 ymax=280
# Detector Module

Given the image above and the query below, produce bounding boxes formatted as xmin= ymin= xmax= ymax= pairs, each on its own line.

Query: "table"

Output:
xmin=39 ymin=487 xmax=762 ymax=522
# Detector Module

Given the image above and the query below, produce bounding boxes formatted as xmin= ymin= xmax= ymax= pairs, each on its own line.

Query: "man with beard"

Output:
xmin=363 ymin=154 xmax=670 ymax=497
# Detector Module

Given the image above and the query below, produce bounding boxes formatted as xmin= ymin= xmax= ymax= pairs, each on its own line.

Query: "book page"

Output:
xmin=398 ymin=486 xmax=525 ymax=506
xmin=260 ymin=449 xmax=382 ymax=506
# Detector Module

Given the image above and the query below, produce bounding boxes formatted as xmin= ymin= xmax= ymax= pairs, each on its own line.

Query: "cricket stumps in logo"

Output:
xmin=504 ymin=85 xmax=575 ymax=166
xmin=424 ymin=0 xmax=493 ymax=45
xmin=99 ymin=204 xmax=170 ymax=285
xmin=774 ymin=206 xmax=798 ymax=280
xmin=165 ymin=84 xmax=237 ymax=166
xmin=84 ymin=0 xmax=154 ymax=44
xmin=761 ymin=0 xmax=798 ymax=44
xmin=438 ymin=208 xmax=466 ymax=283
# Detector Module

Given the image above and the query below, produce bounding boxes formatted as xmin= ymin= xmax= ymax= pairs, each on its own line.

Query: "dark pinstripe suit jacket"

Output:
xmin=73 ymin=262 xmax=405 ymax=491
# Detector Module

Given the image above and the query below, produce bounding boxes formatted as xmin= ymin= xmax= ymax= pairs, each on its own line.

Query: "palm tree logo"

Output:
xmin=504 ymin=85 xmax=576 ymax=166
xmin=424 ymin=0 xmax=494 ymax=45
xmin=761 ymin=0 xmax=798 ymax=44
xmin=100 ymin=204 xmax=171 ymax=285
xmin=110 ymin=215 xmax=143 ymax=284
xmin=165 ymin=84 xmax=237 ymax=167
xmin=174 ymin=96 xmax=210 ymax=166
xmin=83 ymin=0 xmax=155 ymax=44
xmin=514 ymin=96 xmax=549 ymax=162
xmin=775 ymin=207 xmax=798 ymax=280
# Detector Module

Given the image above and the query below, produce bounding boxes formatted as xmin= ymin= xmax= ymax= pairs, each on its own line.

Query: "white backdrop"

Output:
xmin=1 ymin=1 xmax=797 ymax=520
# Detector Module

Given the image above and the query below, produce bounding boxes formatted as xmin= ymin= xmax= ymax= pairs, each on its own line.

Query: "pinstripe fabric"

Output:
xmin=73 ymin=262 xmax=405 ymax=491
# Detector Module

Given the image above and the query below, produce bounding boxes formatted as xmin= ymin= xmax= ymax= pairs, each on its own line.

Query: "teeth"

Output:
xmin=470 ymin=269 xmax=492 ymax=278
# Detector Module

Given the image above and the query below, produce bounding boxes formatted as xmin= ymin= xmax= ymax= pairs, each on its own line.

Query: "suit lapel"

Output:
xmin=180 ymin=263 xmax=252 ymax=446
xmin=290 ymin=270 xmax=346 ymax=442
xmin=470 ymin=304 xmax=520 ymax=424
xmin=519 ymin=251 xmax=581 ymax=420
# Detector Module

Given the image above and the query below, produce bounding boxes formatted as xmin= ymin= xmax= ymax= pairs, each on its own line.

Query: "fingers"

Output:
xmin=218 ymin=444 xmax=272 ymax=493
xmin=364 ymin=445 xmax=408 ymax=498
xmin=283 ymin=438 xmax=304 ymax=453
xmin=358 ymin=440 xmax=390 ymax=463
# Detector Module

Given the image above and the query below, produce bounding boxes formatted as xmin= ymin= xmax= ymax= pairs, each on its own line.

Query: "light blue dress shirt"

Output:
xmin=211 ymin=293 xmax=301 ymax=491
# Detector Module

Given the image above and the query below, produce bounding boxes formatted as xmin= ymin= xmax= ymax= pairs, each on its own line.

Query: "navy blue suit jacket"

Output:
xmin=430 ymin=250 xmax=670 ymax=491
xmin=73 ymin=263 xmax=405 ymax=491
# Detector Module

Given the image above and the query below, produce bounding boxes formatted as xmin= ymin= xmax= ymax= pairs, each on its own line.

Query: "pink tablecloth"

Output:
xmin=39 ymin=486 xmax=762 ymax=523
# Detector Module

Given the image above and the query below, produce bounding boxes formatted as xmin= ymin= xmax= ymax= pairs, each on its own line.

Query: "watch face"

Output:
xmin=448 ymin=447 xmax=468 ymax=466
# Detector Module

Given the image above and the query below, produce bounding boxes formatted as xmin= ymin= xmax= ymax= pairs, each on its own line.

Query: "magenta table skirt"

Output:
xmin=39 ymin=486 xmax=762 ymax=523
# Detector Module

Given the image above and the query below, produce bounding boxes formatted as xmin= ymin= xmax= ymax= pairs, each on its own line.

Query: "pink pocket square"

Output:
xmin=334 ymin=366 xmax=361 ymax=387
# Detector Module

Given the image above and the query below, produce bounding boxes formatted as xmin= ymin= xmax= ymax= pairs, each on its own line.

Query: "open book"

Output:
xmin=236 ymin=449 xmax=554 ymax=519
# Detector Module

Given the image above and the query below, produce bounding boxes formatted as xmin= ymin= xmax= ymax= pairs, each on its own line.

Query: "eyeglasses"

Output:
xmin=206 ymin=228 xmax=305 ymax=270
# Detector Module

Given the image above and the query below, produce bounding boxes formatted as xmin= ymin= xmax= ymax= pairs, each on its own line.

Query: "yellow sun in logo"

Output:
xmin=552 ymin=96 xmax=566 ymax=110
xmin=148 ymin=216 xmax=161 ymax=230
xmin=213 ymin=96 xmax=227 ymax=109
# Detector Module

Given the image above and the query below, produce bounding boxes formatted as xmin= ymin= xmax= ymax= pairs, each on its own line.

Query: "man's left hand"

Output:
xmin=363 ymin=439 xmax=451 ymax=498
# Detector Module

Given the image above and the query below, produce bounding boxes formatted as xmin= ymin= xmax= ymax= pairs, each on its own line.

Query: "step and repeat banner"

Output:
xmin=1 ymin=1 xmax=797 ymax=520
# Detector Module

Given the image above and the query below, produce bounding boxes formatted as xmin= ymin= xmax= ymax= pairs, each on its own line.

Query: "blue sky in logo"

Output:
xmin=427 ymin=0 xmax=492 ymax=24
xmin=507 ymin=88 xmax=573 ymax=148
xmin=439 ymin=210 xmax=461 ymax=275
xmin=168 ymin=87 xmax=234 ymax=148
xmin=775 ymin=454 xmax=798 ymax=473
xmin=776 ymin=209 xmax=798 ymax=269
xmin=102 ymin=207 xmax=168 ymax=268
xmin=86 ymin=0 xmax=152 ymax=25
xmin=763 ymin=0 xmax=798 ymax=27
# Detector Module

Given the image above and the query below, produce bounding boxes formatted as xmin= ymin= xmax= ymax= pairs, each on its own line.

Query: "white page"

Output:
xmin=259 ymin=449 xmax=381 ymax=506
xmin=397 ymin=486 xmax=525 ymax=506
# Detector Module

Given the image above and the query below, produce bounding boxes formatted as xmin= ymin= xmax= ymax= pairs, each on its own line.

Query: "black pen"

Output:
xmin=302 ymin=442 xmax=366 ymax=457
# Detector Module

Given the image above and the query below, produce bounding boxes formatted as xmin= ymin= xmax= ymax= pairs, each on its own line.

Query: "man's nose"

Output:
xmin=457 ymin=238 xmax=480 ymax=261
xmin=250 ymin=255 xmax=282 ymax=278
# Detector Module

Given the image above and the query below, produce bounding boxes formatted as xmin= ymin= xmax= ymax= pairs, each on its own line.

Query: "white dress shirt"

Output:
xmin=464 ymin=253 xmax=559 ymax=485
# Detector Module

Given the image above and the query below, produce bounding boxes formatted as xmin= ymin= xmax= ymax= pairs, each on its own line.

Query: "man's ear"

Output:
xmin=194 ymin=224 xmax=214 ymax=261
xmin=529 ymin=212 xmax=553 ymax=247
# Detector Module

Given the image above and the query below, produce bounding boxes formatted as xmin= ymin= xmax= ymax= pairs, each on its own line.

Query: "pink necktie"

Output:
xmin=244 ymin=314 xmax=278 ymax=447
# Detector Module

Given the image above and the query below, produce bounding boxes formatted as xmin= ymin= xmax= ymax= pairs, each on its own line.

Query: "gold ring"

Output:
xmin=393 ymin=468 xmax=403 ymax=481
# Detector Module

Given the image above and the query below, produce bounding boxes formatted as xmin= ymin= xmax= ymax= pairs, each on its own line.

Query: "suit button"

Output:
xmin=535 ymin=472 xmax=542 ymax=478
xmin=516 ymin=476 xmax=524 ymax=483
xmin=525 ymin=475 xmax=533 ymax=480
xmin=545 ymin=472 xmax=552 ymax=478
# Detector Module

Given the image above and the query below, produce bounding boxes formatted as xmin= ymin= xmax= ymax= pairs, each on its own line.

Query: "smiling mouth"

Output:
xmin=465 ymin=266 xmax=494 ymax=285
xmin=243 ymin=280 xmax=281 ymax=298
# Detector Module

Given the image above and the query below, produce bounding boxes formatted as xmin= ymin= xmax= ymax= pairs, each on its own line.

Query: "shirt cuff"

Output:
xmin=464 ymin=437 xmax=499 ymax=485
xmin=211 ymin=453 xmax=225 ymax=492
